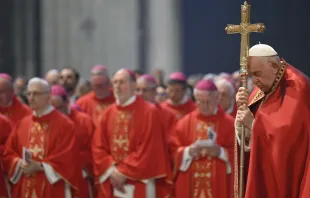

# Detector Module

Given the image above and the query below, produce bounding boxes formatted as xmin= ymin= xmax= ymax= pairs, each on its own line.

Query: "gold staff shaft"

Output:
xmin=225 ymin=2 xmax=265 ymax=197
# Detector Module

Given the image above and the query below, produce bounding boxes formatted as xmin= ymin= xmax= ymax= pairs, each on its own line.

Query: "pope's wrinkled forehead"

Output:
xmin=247 ymin=56 xmax=265 ymax=73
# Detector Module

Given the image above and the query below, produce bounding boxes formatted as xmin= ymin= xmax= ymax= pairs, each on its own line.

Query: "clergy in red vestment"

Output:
xmin=161 ymin=72 xmax=196 ymax=120
xmin=169 ymin=79 xmax=234 ymax=198
xmin=92 ymin=69 xmax=169 ymax=198
xmin=76 ymin=65 xmax=115 ymax=128
xmin=136 ymin=74 xmax=176 ymax=197
xmin=51 ymin=85 xmax=95 ymax=198
xmin=0 ymin=114 xmax=12 ymax=198
xmin=215 ymin=79 xmax=237 ymax=117
xmin=0 ymin=74 xmax=31 ymax=126
xmin=3 ymin=77 xmax=80 ymax=198
xmin=235 ymin=44 xmax=310 ymax=198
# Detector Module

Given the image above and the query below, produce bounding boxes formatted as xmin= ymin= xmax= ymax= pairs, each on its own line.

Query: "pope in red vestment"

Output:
xmin=161 ymin=72 xmax=196 ymax=120
xmin=169 ymin=79 xmax=234 ymax=198
xmin=92 ymin=69 xmax=169 ymax=198
xmin=235 ymin=44 xmax=310 ymax=198
xmin=3 ymin=77 xmax=80 ymax=198
xmin=0 ymin=114 xmax=12 ymax=198
xmin=0 ymin=74 xmax=31 ymax=126
xmin=76 ymin=65 xmax=115 ymax=128
xmin=51 ymin=85 xmax=95 ymax=198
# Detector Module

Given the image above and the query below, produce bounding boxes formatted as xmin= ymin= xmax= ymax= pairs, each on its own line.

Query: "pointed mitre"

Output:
xmin=249 ymin=44 xmax=278 ymax=57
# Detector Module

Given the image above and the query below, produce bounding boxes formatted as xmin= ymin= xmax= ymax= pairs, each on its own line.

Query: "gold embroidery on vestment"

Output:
xmin=190 ymin=120 xmax=218 ymax=198
xmin=111 ymin=111 xmax=132 ymax=162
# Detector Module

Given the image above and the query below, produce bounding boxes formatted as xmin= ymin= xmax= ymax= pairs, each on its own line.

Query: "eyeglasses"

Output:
xmin=25 ymin=91 xmax=49 ymax=97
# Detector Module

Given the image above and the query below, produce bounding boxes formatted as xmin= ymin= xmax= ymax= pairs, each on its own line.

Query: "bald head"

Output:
xmin=0 ymin=76 xmax=14 ymax=106
xmin=136 ymin=75 xmax=157 ymax=102
xmin=112 ymin=69 xmax=136 ymax=105
xmin=27 ymin=78 xmax=51 ymax=111
xmin=45 ymin=69 xmax=60 ymax=85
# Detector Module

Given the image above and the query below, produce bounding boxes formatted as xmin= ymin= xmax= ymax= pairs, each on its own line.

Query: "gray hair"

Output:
xmin=260 ymin=55 xmax=281 ymax=66
xmin=214 ymin=79 xmax=235 ymax=97
xmin=28 ymin=77 xmax=50 ymax=92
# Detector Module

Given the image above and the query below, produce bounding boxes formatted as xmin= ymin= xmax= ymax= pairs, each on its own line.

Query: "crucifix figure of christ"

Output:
xmin=225 ymin=2 xmax=265 ymax=198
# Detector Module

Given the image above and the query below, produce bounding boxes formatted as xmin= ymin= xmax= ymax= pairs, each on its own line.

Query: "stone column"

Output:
xmin=147 ymin=0 xmax=181 ymax=79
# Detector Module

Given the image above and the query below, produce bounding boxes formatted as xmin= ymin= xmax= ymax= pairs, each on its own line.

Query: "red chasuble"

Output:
xmin=170 ymin=108 xmax=234 ymax=198
xmin=68 ymin=108 xmax=95 ymax=198
xmin=0 ymin=115 xmax=12 ymax=198
xmin=3 ymin=109 xmax=80 ymax=198
xmin=92 ymin=96 xmax=169 ymax=198
xmin=0 ymin=96 xmax=31 ymax=127
xmin=154 ymin=103 xmax=176 ymax=197
xmin=161 ymin=99 xmax=196 ymax=120
xmin=76 ymin=91 xmax=115 ymax=128
xmin=244 ymin=61 xmax=310 ymax=198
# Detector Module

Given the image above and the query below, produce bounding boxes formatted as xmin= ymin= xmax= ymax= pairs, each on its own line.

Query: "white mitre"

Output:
xmin=249 ymin=44 xmax=278 ymax=57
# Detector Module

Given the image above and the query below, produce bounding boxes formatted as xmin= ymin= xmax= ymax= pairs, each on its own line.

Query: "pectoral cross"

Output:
xmin=225 ymin=2 xmax=265 ymax=198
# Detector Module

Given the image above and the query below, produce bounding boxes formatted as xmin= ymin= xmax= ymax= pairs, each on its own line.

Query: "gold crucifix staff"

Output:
xmin=225 ymin=2 xmax=265 ymax=198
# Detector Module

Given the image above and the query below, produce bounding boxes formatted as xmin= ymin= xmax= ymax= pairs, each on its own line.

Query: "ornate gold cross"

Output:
xmin=226 ymin=1 xmax=265 ymax=83
xmin=225 ymin=2 xmax=265 ymax=198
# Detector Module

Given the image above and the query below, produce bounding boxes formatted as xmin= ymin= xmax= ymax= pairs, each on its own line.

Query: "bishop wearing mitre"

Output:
xmin=169 ymin=79 xmax=234 ymax=198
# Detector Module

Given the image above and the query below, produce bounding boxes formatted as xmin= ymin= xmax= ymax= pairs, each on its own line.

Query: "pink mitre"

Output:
xmin=51 ymin=85 xmax=67 ymax=97
xmin=91 ymin=64 xmax=108 ymax=75
xmin=169 ymin=72 xmax=187 ymax=82
xmin=195 ymin=79 xmax=218 ymax=92
xmin=139 ymin=74 xmax=158 ymax=85
xmin=0 ymin=73 xmax=12 ymax=81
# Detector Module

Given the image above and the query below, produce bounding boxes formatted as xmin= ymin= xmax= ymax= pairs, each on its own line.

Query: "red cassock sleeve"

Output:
xmin=168 ymin=115 xmax=190 ymax=174
xmin=0 ymin=116 xmax=12 ymax=158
